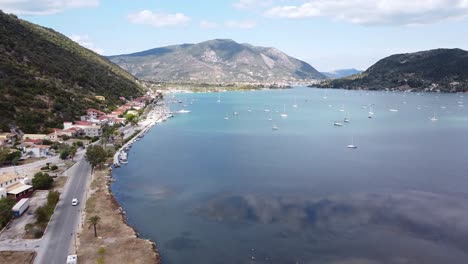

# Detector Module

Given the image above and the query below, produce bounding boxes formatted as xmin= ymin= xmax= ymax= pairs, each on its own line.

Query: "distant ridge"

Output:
xmin=318 ymin=49 xmax=468 ymax=92
xmin=108 ymin=39 xmax=326 ymax=83
xmin=321 ymin=69 xmax=363 ymax=79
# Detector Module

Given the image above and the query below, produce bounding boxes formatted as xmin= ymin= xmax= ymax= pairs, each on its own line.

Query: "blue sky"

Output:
xmin=1 ymin=0 xmax=468 ymax=71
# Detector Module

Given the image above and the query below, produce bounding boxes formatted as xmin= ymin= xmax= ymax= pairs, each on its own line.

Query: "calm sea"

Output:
xmin=112 ymin=87 xmax=468 ymax=264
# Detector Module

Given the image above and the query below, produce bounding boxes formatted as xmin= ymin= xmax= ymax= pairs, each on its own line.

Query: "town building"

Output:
xmin=0 ymin=133 xmax=16 ymax=146
xmin=0 ymin=173 xmax=33 ymax=201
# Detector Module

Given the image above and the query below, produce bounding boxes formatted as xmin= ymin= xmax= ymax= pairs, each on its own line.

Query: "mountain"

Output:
xmin=108 ymin=39 xmax=326 ymax=83
xmin=0 ymin=11 xmax=144 ymax=133
xmin=318 ymin=49 xmax=468 ymax=92
xmin=321 ymin=69 xmax=363 ymax=79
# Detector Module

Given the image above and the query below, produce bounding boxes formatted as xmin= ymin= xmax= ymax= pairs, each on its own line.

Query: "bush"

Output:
xmin=33 ymin=229 xmax=44 ymax=238
xmin=40 ymin=165 xmax=49 ymax=171
xmin=0 ymin=198 xmax=15 ymax=229
xmin=32 ymin=172 xmax=53 ymax=190
xmin=50 ymin=165 xmax=58 ymax=171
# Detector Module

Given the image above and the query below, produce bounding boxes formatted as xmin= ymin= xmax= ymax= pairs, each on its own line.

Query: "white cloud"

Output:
xmin=233 ymin=0 xmax=273 ymax=9
xmin=265 ymin=0 xmax=468 ymax=25
xmin=70 ymin=34 xmax=103 ymax=54
xmin=224 ymin=20 xmax=257 ymax=29
xmin=200 ymin=20 xmax=218 ymax=29
xmin=127 ymin=10 xmax=190 ymax=27
xmin=0 ymin=0 xmax=99 ymax=15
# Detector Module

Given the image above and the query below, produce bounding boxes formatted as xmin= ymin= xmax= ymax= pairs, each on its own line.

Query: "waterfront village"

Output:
xmin=0 ymin=90 xmax=169 ymax=236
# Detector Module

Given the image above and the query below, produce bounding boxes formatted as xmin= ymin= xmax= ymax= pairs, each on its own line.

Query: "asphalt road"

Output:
xmin=34 ymin=150 xmax=91 ymax=264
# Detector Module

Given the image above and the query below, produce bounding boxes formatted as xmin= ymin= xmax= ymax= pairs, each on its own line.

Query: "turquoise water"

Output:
xmin=112 ymin=87 xmax=468 ymax=264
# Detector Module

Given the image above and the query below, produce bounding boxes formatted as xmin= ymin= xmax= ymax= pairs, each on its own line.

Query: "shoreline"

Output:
xmin=77 ymin=102 xmax=170 ymax=263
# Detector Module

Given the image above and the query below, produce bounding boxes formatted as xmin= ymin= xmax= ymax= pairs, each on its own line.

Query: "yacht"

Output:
xmin=272 ymin=125 xmax=279 ymax=131
xmin=178 ymin=109 xmax=191 ymax=114
xmin=389 ymin=108 xmax=398 ymax=112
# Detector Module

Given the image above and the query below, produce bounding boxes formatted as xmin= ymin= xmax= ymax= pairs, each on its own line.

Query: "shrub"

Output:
xmin=50 ymin=165 xmax=58 ymax=171
xmin=32 ymin=172 xmax=53 ymax=190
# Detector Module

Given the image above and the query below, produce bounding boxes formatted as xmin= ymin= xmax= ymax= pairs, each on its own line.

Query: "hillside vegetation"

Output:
xmin=318 ymin=49 xmax=468 ymax=92
xmin=0 ymin=11 xmax=143 ymax=133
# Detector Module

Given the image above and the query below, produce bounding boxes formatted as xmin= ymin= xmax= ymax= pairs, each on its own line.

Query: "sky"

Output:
xmin=1 ymin=0 xmax=468 ymax=72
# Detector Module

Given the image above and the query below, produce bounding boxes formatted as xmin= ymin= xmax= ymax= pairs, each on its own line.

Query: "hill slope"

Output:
xmin=108 ymin=39 xmax=326 ymax=83
xmin=318 ymin=49 xmax=468 ymax=92
xmin=0 ymin=11 xmax=143 ymax=133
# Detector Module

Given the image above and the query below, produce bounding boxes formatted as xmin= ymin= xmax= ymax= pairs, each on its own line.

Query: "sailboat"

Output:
xmin=347 ymin=137 xmax=357 ymax=149
xmin=389 ymin=107 xmax=398 ymax=112
xmin=430 ymin=113 xmax=439 ymax=122
xmin=280 ymin=104 xmax=288 ymax=118
xmin=292 ymin=96 xmax=298 ymax=108
xmin=368 ymin=105 xmax=374 ymax=118
xmin=339 ymin=105 xmax=345 ymax=112
xmin=272 ymin=124 xmax=279 ymax=131
xmin=216 ymin=93 xmax=221 ymax=103
xmin=344 ymin=112 xmax=350 ymax=123
xmin=224 ymin=113 xmax=229 ymax=120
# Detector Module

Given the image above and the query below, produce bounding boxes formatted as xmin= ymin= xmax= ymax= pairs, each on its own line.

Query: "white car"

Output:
xmin=71 ymin=198 xmax=78 ymax=206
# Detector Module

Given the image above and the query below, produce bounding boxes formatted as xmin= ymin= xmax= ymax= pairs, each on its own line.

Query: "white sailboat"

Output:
xmin=280 ymin=104 xmax=288 ymax=118
xmin=339 ymin=105 xmax=345 ymax=112
xmin=272 ymin=125 xmax=279 ymax=131
xmin=389 ymin=106 xmax=398 ymax=112
xmin=292 ymin=96 xmax=298 ymax=108
xmin=224 ymin=113 xmax=229 ymax=120
xmin=344 ymin=112 xmax=350 ymax=123
xmin=430 ymin=113 xmax=439 ymax=122
xmin=347 ymin=137 xmax=357 ymax=149
xmin=368 ymin=105 xmax=374 ymax=118
xmin=216 ymin=93 xmax=221 ymax=103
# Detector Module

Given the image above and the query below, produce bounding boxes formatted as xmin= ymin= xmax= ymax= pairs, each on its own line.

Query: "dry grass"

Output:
xmin=77 ymin=162 xmax=160 ymax=264
xmin=52 ymin=176 xmax=68 ymax=191
xmin=0 ymin=251 xmax=35 ymax=264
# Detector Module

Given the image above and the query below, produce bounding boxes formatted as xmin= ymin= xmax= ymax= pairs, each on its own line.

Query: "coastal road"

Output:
xmin=34 ymin=150 xmax=92 ymax=264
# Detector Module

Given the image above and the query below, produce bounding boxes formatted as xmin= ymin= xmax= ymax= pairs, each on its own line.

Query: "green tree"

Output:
xmin=85 ymin=145 xmax=107 ymax=170
xmin=88 ymin=215 xmax=101 ymax=237
xmin=0 ymin=147 xmax=10 ymax=165
xmin=125 ymin=113 xmax=138 ymax=126
xmin=0 ymin=197 xmax=15 ymax=229
xmin=59 ymin=148 xmax=69 ymax=160
xmin=32 ymin=172 xmax=53 ymax=190
xmin=69 ymin=145 xmax=77 ymax=161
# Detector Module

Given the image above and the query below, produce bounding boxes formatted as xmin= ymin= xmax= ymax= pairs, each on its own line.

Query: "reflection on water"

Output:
xmin=112 ymin=88 xmax=468 ymax=263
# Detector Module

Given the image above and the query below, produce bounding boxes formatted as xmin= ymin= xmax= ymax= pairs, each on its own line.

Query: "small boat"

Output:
xmin=272 ymin=125 xmax=279 ymax=131
xmin=178 ymin=109 xmax=191 ymax=113
xmin=280 ymin=104 xmax=288 ymax=118
xmin=344 ymin=112 xmax=350 ymax=123
xmin=347 ymin=137 xmax=358 ymax=149
xmin=334 ymin=121 xmax=344 ymax=127
xmin=389 ymin=108 xmax=398 ymax=112
xmin=233 ymin=111 xmax=239 ymax=115
xmin=430 ymin=113 xmax=439 ymax=122
xmin=224 ymin=115 xmax=229 ymax=120
xmin=264 ymin=109 xmax=270 ymax=112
